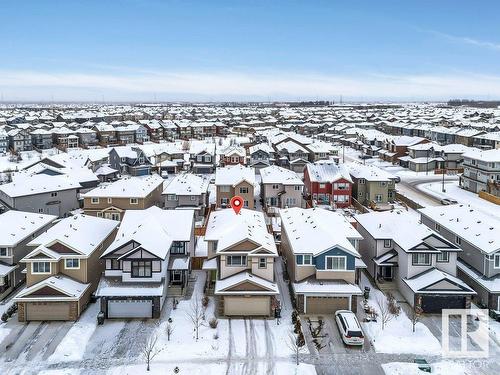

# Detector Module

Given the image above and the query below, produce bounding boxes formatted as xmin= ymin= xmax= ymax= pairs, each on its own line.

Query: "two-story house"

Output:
xmin=420 ymin=205 xmax=500 ymax=311
xmin=13 ymin=214 xmax=119 ymax=321
xmin=220 ymin=145 xmax=247 ymax=166
xmin=461 ymin=149 xmax=500 ymax=197
xmin=248 ymin=143 xmax=275 ymax=171
xmin=109 ymin=146 xmax=152 ymax=176
xmin=356 ymin=210 xmax=475 ymax=313
xmin=260 ymin=165 xmax=304 ymax=212
xmin=348 ymin=163 xmax=396 ymax=207
xmin=189 ymin=141 xmax=216 ymax=174
xmin=303 ymin=163 xmax=353 ymax=208
xmin=96 ymin=207 xmax=195 ymax=319
xmin=215 ymin=164 xmax=255 ymax=209
xmin=0 ymin=211 xmax=57 ymax=301
xmin=82 ymin=174 xmax=164 ymax=220
xmin=204 ymin=209 xmax=279 ymax=317
xmin=0 ymin=127 xmax=8 ymax=154
xmin=163 ymin=173 xmax=210 ymax=220
xmin=280 ymin=207 xmax=364 ymax=314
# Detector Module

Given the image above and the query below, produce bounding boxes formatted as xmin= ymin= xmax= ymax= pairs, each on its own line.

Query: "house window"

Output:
xmin=294 ymin=185 xmax=301 ymax=191
xmin=221 ymin=197 xmax=229 ymax=205
xmin=375 ymin=194 xmax=383 ymax=202
xmin=380 ymin=181 xmax=387 ymax=187
xmin=32 ymin=261 xmax=51 ymax=274
xmin=131 ymin=261 xmax=152 ymax=277
xmin=108 ymin=198 xmax=112 ymax=204
xmin=437 ymin=252 xmax=449 ymax=263
xmin=359 ymin=178 xmax=366 ymax=184
xmin=455 ymin=236 xmax=461 ymax=245
xmin=171 ymin=242 xmax=185 ymax=254
xmin=91 ymin=197 xmax=99 ymax=204
xmin=258 ymin=258 xmax=267 ymax=268
xmin=197 ymin=155 xmax=203 ymax=162
xmin=319 ymin=183 xmax=326 ymax=189
xmin=38 ymin=208 xmax=44 ymax=213
xmin=226 ymin=255 xmax=247 ymax=266
xmin=239 ymin=187 xmax=249 ymax=194
xmin=220 ymin=185 xmax=230 ymax=192
xmin=435 ymin=223 xmax=441 ymax=232
xmin=97 ymin=212 xmax=103 ymax=218
xmin=384 ymin=239 xmax=392 ymax=248
xmin=130 ymin=198 xmax=138 ymax=205
xmin=272 ymin=184 xmax=279 ymax=190
xmin=0 ymin=248 xmax=9 ymax=256
xmin=109 ymin=259 xmax=121 ymax=269
xmin=205 ymin=155 xmax=212 ymax=163
xmin=412 ymin=253 xmax=431 ymax=266
xmin=303 ymin=255 xmax=312 ymax=265
xmin=494 ymin=254 xmax=500 ymax=269
xmin=65 ymin=259 xmax=80 ymax=269
xmin=51 ymin=192 xmax=58 ymax=197
xmin=326 ymin=256 xmax=346 ymax=270
xmin=243 ymin=200 xmax=249 ymax=207
xmin=167 ymin=194 xmax=178 ymax=201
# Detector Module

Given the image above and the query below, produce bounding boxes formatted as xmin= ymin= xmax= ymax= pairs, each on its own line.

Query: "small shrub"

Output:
xmin=7 ymin=305 xmax=16 ymax=317
xmin=291 ymin=310 xmax=298 ymax=324
xmin=1 ymin=313 xmax=8 ymax=322
xmin=209 ymin=317 xmax=218 ymax=329
xmin=202 ymin=295 xmax=209 ymax=308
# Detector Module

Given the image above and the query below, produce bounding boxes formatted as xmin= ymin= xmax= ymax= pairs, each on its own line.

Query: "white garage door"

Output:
xmin=108 ymin=299 xmax=152 ymax=318
xmin=26 ymin=302 xmax=71 ymax=321
xmin=224 ymin=296 xmax=270 ymax=316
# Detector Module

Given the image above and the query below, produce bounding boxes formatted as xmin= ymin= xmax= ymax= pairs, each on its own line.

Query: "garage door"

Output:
xmin=421 ymin=295 xmax=465 ymax=313
xmin=224 ymin=296 xmax=270 ymax=316
xmin=26 ymin=302 xmax=71 ymax=321
xmin=306 ymin=296 xmax=349 ymax=314
xmin=108 ymin=299 xmax=152 ymax=318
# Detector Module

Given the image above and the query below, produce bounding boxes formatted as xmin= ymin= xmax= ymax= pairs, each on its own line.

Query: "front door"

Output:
xmin=171 ymin=270 xmax=182 ymax=285
xmin=380 ymin=266 xmax=393 ymax=280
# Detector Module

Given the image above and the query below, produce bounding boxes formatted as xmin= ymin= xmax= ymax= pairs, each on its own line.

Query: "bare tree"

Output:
xmin=187 ymin=294 xmax=204 ymax=340
xmin=287 ymin=332 xmax=306 ymax=366
xmin=141 ymin=333 xmax=163 ymax=371
xmin=405 ymin=304 xmax=423 ymax=333
xmin=376 ymin=294 xmax=394 ymax=330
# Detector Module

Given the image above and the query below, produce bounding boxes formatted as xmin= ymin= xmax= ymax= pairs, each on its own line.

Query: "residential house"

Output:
xmin=96 ymin=207 xmax=195 ymax=318
xmin=221 ymin=145 xmax=247 ymax=166
xmin=109 ymin=146 xmax=152 ymax=176
xmin=356 ymin=210 xmax=475 ymax=313
xmin=379 ymin=136 xmax=428 ymax=163
xmin=31 ymin=129 xmax=53 ymax=150
xmin=0 ymin=211 xmax=57 ymax=301
xmin=93 ymin=123 xmax=117 ymax=145
xmin=248 ymin=143 xmax=275 ymax=171
xmin=461 ymin=149 xmax=500 ymax=197
xmin=0 ymin=127 xmax=8 ymax=153
xmin=189 ymin=141 xmax=216 ymax=174
xmin=8 ymin=128 xmax=32 ymax=152
xmin=280 ymin=207 xmax=364 ymax=314
xmin=14 ymin=214 xmax=119 ymax=321
xmin=260 ymin=165 xmax=304 ymax=212
xmin=420 ymin=205 xmax=500 ymax=311
xmin=0 ymin=174 xmax=81 ymax=217
xmin=203 ymin=208 xmax=279 ymax=317
xmin=215 ymin=164 xmax=255 ymax=209
xmin=348 ymin=163 xmax=396 ymax=207
xmin=82 ymin=174 xmax=164 ymax=220
xmin=163 ymin=173 xmax=210 ymax=220
xmin=76 ymin=128 xmax=98 ymax=147
xmin=303 ymin=163 xmax=352 ymax=208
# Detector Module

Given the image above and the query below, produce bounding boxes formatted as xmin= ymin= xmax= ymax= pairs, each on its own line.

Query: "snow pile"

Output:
xmin=0 ymin=326 xmax=11 ymax=345
xmin=382 ymin=361 xmax=469 ymax=375
xmin=48 ymin=302 xmax=99 ymax=363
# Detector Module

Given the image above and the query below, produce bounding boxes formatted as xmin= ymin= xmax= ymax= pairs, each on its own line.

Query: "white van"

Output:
xmin=335 ymin=310 xmax=364 ymax=346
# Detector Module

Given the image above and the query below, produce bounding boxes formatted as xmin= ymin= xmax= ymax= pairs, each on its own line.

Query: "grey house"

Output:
xmin=0 ymin=174 xmax=81 ymax=217
xmin=31 ymin=129 xmax=53 ymax=149
xmin=0 ymin=211 xmax=57 ymax=300
xmin=163 ymin=173 xmax=210 ymax=220
xmin=420 ymin=204 xmax=500 ymax=311
xmin=356 ymin=210 xmax=475 ymax=313
xmin=0 ymin=128 xmax=8 ymax=154
xmin=109 ymin=147 xmax=152 ymax=176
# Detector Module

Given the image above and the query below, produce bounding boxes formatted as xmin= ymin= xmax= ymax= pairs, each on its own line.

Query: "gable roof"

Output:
xmin=0 ymin=211 xmax=57 ymax=247
xmin=82 ymin=174 xmax=163 ymax=198
xmin=214 ymin=271 xmax=279 ymax=295
xmin=162 ymin=173 xmax=210 ymax=196
xmin=260 ymin=165 xmax=303 ymax=185
xmin=403 ymin=268 xmax=475 ymax=294
xmin=215 ymin=164 xmax=255 ymax=186
xmin=0 ymin=174 xmax=81 ymax=198
xmin=14 ymin=275 xmax=90 ymax=301
xmin=305 ymin=163 xmax=352 ymax=183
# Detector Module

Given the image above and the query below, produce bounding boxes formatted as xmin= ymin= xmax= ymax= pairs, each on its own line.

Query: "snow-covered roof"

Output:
xmin=102 ymin=206 xmax=194 ymax=259
xmin=162 ymin=173 xmax=210 ymax=196
xmin=292 ymin=279 xmax=362 ymax=295
xmin=462 ymin=148 xmax=500 ymax=162
xmin=95 ymin=277 xmax=165 ymax=297
xmin=403 ymin=268 xmax=475 ymax=294
xmin=0 ymin=173 xmax=81 ymax=197
xmin=419 ymin=204 xmax=500 ymax=254
xmin=305 ymin=163 xmax=352 ymax=183
xmin=280 ymin=207 xmax=362 ymax=257
xmin=26 ymin=214 xmax=118 ymax=257
xmin=82 ymin=174 xmax=163 ymax=198
xmin=0 ymin=263 xmax=18 ymax=277
xmin=215 ymin=271 xmax=279 ymax=295
xmin=0 ymin=211 xmax=57 ymax=247
xmin=14 ymin=275 xmax=90 ymax=301
xmin=260 ymin=165 xmax=303 ymax=185
xmin=347 ymin=162 xmax=395 ymax=182
xmin=205 ymin=208 xmax=277 ymax=255
xmin=215 ymin=164 xmax=255 ymax=186
xmin=457 ymin=259 xmax=500 ymax=293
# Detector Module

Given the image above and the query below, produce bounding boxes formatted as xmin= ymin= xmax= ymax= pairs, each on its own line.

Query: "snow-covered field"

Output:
xmin=361 ymin=274 xmax=441 ymax=355
xmin=382 ymin=361 xmax=470 ymax=375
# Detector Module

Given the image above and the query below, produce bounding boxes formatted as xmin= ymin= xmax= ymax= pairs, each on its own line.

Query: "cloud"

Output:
xmin=421 ymin=29 xmax=500 ymax=51
xmin=0 ymin=69 xmax=500 ymax=101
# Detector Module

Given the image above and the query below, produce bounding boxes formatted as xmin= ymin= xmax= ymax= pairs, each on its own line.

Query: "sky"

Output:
xmin=0 ymin=0 xmax=500 ymax=102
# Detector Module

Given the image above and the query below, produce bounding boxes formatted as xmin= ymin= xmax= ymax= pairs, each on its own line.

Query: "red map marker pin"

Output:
xmin=230 ymin=196 xmax=243 ymax=215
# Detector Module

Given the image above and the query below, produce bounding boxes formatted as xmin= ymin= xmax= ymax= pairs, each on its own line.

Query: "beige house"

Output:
xmin=260 ymin=165 xmax=304 ymax=213
xmin=82 ymin=174 xmax=164 ymax=220
xmin=204 ymin=209 xmax=279 ymax=317
xmin=215 ymin=164 xmax=255 ymax=209
xmin=14 ymin=214 xmax=118 ymax=322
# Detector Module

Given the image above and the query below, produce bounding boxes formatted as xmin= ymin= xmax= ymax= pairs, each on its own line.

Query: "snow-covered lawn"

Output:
xmin=0 ymin=325 xmax=11 ymax=346
xmin=361 ymin=274 xmax=441 ymax=355
xmin=418 ymin=181 xmax=500 ymax=217
xmin=382 ymin=361 xmax=470 ymax=375
xmin=48 ymin=301 xmax=100 ymax=363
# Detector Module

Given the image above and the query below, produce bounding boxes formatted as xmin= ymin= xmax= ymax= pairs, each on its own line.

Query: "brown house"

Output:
xmin=214 ymin=164 xmax=255 ymax=209
xmin=14 ymin=214 xmax=118 ymax=321
xmin=82 ymin=174 xmax=164 ymax=220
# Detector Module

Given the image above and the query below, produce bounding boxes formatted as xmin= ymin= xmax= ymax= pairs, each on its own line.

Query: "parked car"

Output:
xmin=358 ymin=154 xmax=371 ymax=160
xmin=414 ymin=358 xmax=431 ymax=373
xmin=440 ymin=198 xmax=458 ymax=205
xmin=335 ymin=310 xmax=364 ymax=346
